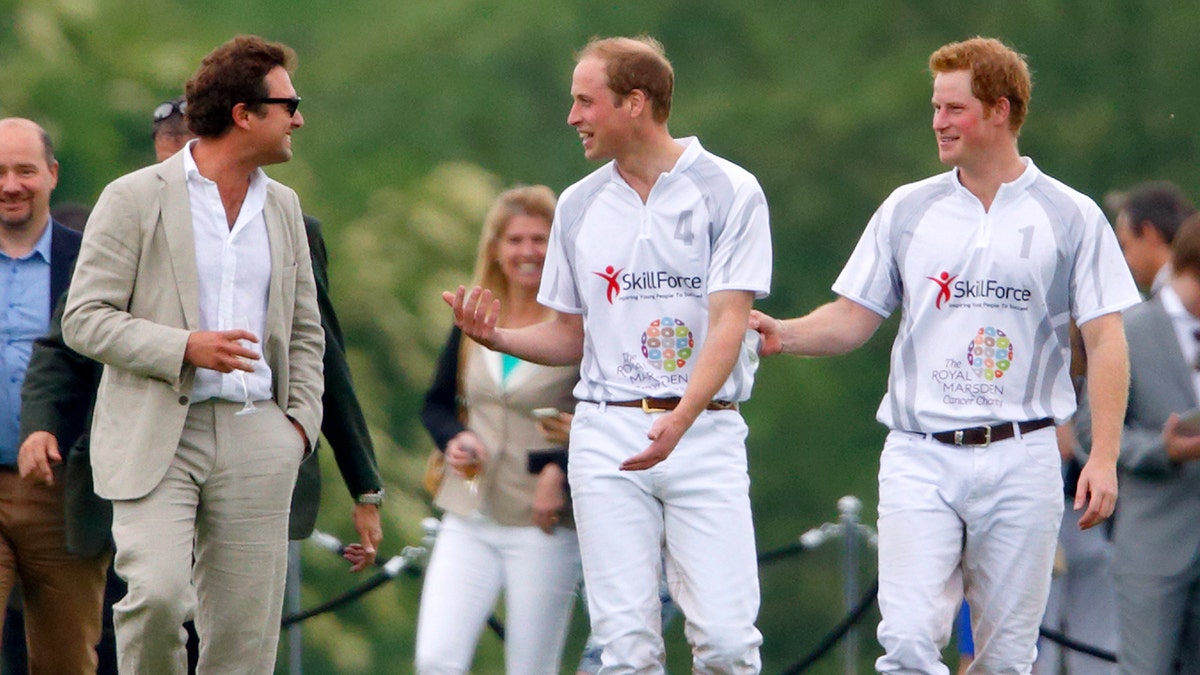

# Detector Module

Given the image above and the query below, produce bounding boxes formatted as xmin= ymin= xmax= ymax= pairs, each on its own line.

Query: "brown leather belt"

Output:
xmin=588 ymin=397 xmax=738 ymax=413
xmin=930 ymin=418 xmax=1055 ymax=447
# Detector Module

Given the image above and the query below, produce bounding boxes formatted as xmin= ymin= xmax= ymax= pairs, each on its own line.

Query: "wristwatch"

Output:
xmin=356 ymin=489 xmax=385 ymax=506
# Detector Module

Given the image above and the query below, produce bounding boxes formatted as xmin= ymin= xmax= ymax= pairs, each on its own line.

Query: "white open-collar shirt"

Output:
xmin=183 ymin=140 xmax=274 ymax=403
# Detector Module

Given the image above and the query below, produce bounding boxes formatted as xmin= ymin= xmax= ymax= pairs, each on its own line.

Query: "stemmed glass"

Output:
xmin=230 ymin=315 xmax=260 ymax=416
xmin=461 ymin=444 xmax=482 ymax=495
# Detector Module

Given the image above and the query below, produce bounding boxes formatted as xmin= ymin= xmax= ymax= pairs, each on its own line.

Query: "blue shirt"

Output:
xmin=0 ymin=224 xmax=52 ymax=465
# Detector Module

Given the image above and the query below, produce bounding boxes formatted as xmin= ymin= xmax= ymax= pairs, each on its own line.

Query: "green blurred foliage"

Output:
xmin=4 ymin=0 xmax=1200 ymax=672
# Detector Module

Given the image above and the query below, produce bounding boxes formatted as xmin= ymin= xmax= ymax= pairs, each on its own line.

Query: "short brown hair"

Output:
xmin=1172 ymin=212 xmax=1200 ymax=277
xmin=185 ymin=35 xmax=297 ymax=138
xmin=577 ymin=36 xmax=674 ymax=124
xmin=930 ymin=37 xmax=1031 ymax=134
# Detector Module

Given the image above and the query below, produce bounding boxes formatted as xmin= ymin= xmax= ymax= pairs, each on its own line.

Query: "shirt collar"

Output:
xmin=1151 ymin=264 xmax=1172 ymax=297
xmin=1160 ymin=281 xmax=1195 ymax=323
xmin=950 ymin=156 xmax=1040 ymax=200
xmin=182 ymin=139 xmax=268 ymax=194
xmin=30 ymin=219 xmax=53 ymax=262
xmin=605 ymin=136 xmax=704 ymax=184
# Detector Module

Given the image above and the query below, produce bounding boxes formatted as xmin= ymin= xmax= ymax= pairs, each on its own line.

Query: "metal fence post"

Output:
xmin=838 ymin=495 xmax=862 ymax=675
xmin=286 ymin=540 xmax=303 ymax=674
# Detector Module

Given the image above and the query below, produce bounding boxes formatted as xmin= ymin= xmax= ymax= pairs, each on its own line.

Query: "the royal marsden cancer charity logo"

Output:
xmin=966 ymin=326 xmax=1013 ymax=381
xmin=642 ymin=317 xmax=694 ymax=372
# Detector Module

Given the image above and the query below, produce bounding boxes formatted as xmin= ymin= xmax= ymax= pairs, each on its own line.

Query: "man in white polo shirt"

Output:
xmin=752 ymin=37 xmax=1138 ymax=673
xmin=447 ymin=35 xmax=771 ymax=673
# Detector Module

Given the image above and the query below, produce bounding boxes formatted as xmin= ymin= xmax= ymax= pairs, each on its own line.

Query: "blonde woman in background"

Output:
xmin=416 ymin=185 xmax=581 ymax=674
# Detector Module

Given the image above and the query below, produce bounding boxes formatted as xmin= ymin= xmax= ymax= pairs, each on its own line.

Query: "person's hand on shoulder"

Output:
xmin=748 ymin=309 xmax=783 ymax=357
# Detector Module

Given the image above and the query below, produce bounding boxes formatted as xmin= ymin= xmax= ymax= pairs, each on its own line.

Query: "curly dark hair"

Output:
xmin=185 ymin=35 xmax=297 ymax=138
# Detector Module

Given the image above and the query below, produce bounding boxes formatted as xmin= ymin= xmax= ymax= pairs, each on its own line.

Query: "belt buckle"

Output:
xmin=955 ymin=425 xmax=991 ymax=447
xmin=641 ymin=398 xmax=669 ymax=413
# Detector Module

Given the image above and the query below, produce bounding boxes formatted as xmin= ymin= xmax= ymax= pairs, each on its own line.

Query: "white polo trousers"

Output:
xmin=414 ymin=512 xmax=581 ymax=675
xmin=568 ymin=402 xmax=762 ymax=675
xmin=875 ymin=426 xmax=1063 ymax=675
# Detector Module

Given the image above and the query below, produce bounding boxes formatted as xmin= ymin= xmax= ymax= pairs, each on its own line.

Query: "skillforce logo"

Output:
xmin=594 ymin=266 xmax=623 ymax=303
xmin=593 ymin=265 xmax=703 ymax=304
xmin=925 ymin=271 xmax=1032 ymax=310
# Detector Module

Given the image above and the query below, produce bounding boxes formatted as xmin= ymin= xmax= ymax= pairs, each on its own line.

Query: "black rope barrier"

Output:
xmin=282 ymin=567 xmax=398 ymax=628
xmin=777 ymin=578 xmax=879 ymax=675
xmin=281 ymin=532 xmax=421 ymax=628
xmin=757 ymin=541 xmax=809 ymax=565
xmin=282 ymin=529 xmax=508 ymax=639
xmin=1037 ymin=626 xmax=1117 ymax=663
xmin=287 ymin=526 xmax=1120 ymax=669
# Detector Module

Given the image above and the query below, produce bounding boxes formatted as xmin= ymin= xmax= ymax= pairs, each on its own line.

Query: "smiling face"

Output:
xmin=0 ymin=120 xmax=57 ymax=238
xmin=931 ymin=69 xmax=1004 ymax=170
xmin=494 ymin=213 xmax=551 ymax=294
xmin=568 ymin=56 xmax=629 ymax=162
xmin=248 ymin=66 xmax=304 ymax=165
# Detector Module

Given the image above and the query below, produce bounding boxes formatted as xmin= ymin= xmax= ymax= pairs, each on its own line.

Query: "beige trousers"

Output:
xmin=110 ymin=400 xmax=304 ymax=675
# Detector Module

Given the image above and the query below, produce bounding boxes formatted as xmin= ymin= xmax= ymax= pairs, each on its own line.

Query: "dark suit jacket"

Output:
xmin=288 ymin=216 xmax=383 ymax=538
xmin=21 ymin=291 xmax=106 ymax=555
xmin=16 ymin=223 xmax=105 ymax=555
xmin=21 ymin=216 xmax=382 ymax=550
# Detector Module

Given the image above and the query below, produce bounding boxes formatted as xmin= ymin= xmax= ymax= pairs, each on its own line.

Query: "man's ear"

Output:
xmin=1141 ymin=221 xmax=1169 ymax=247
xmin=987 ymin=96 xmax=1011 ymax=128
xmin=625 ymin=88 xmax=648 ymax=118
xmin=231 ymin=102 xmax=254 ymax=130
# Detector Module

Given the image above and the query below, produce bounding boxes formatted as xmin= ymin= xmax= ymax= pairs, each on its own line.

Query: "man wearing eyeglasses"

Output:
xmin=62 ymin=36 xmax=324 ymax=673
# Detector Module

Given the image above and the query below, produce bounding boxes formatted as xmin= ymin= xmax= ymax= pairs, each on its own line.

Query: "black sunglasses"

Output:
xmin=153 ymin=99 xmax=186 ymax=122
xmin=253 ymin=97 xmax=302 ymax=116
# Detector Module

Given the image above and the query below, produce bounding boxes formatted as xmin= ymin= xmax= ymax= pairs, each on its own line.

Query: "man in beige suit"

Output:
xmin=62 ymin=36 xmax=324 ymax=674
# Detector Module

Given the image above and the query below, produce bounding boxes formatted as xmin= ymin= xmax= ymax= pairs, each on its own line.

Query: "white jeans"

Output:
xmin=569 ymin=402 xmax=762 ymax=675
xmin=875 ymin=427 xmax=1063 ymax=675
xmin=414 ymin=512 xmax=581 ymax=674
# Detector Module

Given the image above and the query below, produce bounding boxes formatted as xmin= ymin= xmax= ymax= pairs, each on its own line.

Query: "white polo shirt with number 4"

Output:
xmin=539 ymin=137 xmax=773 ymax=404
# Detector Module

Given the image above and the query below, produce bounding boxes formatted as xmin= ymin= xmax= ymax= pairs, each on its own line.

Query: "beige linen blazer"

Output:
xmin=62 ymin=150 xmax=324 ymax=500
xmin=435 ymin=344 xmax=577 ymax=526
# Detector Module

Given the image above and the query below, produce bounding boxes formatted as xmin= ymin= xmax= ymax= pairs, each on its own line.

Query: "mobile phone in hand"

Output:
xmin=531 ymin=407 xmax=561 ymax=420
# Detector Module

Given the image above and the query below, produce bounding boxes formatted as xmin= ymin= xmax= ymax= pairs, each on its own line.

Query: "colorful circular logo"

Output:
xmin=966 ymin=326 xmax=1013 ymax=381
xmin=642 ymin=317 xmax=695 ymax=371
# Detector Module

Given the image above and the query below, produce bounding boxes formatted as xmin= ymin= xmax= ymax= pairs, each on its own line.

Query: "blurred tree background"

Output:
xmin=3 ymin=0 xmax=1199 ymax=672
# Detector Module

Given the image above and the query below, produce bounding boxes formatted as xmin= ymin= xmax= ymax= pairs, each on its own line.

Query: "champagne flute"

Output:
xmin=230 ymin=315 xmax=260 ymax=416
xmin=460 ymin=442 xmax=483 ymax=495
